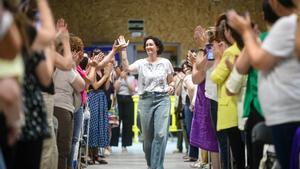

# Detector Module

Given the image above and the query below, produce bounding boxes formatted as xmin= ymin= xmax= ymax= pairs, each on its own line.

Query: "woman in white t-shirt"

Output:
xmin=227 ymin=1 xmax=300 ymax=168
xmin=111 ymin=67 xmax=136 ymax=151
xmin=120 ymin=35 xmax=174 ymax=169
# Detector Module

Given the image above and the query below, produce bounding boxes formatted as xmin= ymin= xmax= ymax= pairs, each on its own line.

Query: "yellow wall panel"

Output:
xmin=49 ymin=0 xmax=263 ymax=62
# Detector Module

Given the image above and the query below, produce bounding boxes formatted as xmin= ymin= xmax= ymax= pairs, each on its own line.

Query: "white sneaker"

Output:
xmin=189 ymin=161 xmax=201 ymax=168
xmin=201 ymin=164 xmax=209 ymax=169
xmin=189 ymin=161 xmax=208 ymax=168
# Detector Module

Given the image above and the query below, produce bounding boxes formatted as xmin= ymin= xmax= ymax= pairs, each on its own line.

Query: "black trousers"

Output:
xmin=13 ymin=139 xmax=43 ymax=169
xmin=0 ymin=113 xmax=13 ymax=169
xmin=245 ymin=103 xmax=264 ymax=169
xmin=110 ymin=95 xmax=134 ymax=147
xmin=0 ymin=113 xmax=43 ymax=169
xmin=223 ymin=127 xmax=245 ymax=169
xmin=210 ymin=99 xmax=230 ymax=169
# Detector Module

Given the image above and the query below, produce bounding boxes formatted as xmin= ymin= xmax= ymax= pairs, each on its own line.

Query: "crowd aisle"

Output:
xmin=87 ymin=138 xmax=193 ymax=169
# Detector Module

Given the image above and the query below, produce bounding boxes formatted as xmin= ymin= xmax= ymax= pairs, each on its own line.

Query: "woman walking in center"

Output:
xmin=120 ymin=35 xmax=174 ymax=169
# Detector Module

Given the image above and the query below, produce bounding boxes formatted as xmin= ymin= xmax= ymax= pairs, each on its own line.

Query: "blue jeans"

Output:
xmin=68 ymin=106 xmax=83 ymax=168
xmin=0 ymin=148 xmax=6 ymax=169
xmin=184 ymin=104 xmax=198 ymax=159
xmin=139 ymin=92 xmax=170 ymax=169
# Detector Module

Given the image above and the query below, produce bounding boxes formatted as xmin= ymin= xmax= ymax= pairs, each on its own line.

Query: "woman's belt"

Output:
xmin=140 ymin=91 xmax=168 ymax=99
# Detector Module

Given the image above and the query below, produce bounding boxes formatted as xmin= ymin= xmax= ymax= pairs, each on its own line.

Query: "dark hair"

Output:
xmin=79 ymin=56 xmax=89 ymax=70
xmin=263 ymin=0 xmax=280 ymax=24
xmin=25 ymin=0 xmax=38 ymax=21
xmin=224 ymin=13 xmax=244 ymax=50
xmin=215 ymin=13 xmax=230 ymax=45
xmin=277 ymin=0 xmax=295 ymax=8
xmin=190 ymin=48 xmax=200 ymax=54
xmin=181 ymin=61 xmax=192 ymax=71
xmin=143 ymin=36 xmax=164 ymax=55
xmin=115 ymin=65 xmax=123 ymax=71
xmin=92 ymin=48 xmax=102 ymax=56
xmin=174 ymin=67 xmax=182 ymax=72
xmin=229 ymin=28 xmax=244 ymax=50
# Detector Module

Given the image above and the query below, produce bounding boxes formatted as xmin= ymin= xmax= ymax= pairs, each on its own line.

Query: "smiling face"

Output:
xmin=145 ymin=39 xmax=159 ymax=56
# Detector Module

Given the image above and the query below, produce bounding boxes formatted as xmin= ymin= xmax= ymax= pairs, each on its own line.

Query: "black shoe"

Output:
xmin=184 ymin=158 xmax=197 ymax=162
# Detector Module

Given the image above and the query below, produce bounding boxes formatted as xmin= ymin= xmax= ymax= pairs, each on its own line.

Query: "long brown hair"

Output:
xmin=215 ymin=13 xmax=229 ymax=45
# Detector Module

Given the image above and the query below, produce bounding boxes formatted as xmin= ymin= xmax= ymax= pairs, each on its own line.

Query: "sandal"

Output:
xmin=97 ymin=159 xmax=108 ymax=164
xmin=94 ymin=156 xmax=108 ymax=165
xmin=184 ymin=158 xmax=198 ymax=162
xmin=87 ymin=159 xmax=95 ymax=165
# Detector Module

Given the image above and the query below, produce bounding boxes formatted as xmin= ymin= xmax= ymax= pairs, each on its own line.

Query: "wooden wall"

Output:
xmin=49 ymin=0 xmax=263 ymax=61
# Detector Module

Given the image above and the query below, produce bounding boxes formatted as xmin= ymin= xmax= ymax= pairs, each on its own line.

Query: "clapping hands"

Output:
xmin=226 ymin=10 xmax=251 ymax=35
xmin=195 ymin=51 xmax=208 ymax=71
xmin=187 ymin=50 xmax=197 ymax=66
xmin=187 ymin=50 xmax=208 ymax=71
xmin=56 ymin=18 xmax=69 ymax=42
xmin=112 ymin=35 xmax=129 ymax=52
xmin=89 ymin=51 xmax=105 ymax=67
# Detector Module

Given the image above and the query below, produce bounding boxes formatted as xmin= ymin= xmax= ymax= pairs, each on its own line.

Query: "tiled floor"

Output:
xmin=86 ymin=138 xmax=193 ymax=169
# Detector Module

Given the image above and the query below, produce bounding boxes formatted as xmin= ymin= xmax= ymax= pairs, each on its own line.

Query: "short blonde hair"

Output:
xmin=70 ymin=36 xmax=84 ymax=52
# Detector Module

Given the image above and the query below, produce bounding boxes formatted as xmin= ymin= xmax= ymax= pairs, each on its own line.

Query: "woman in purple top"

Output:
xmin=190 ymin=82 xmax=218 ymax=152
xmin=189 ymin=25 xmax=220 ymax=169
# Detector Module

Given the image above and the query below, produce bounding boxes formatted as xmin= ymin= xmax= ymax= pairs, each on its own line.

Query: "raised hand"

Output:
xmin=117 ymin=35 xmax=129 ymax=47
xmin=97 ymin=52 xmax=105 ymax=62
xmin=56 ymin=18 xmax=65 ymax=31
xmin=226 ymin=10 xmax=251 ymax=35
xmin=90 ymin=52 xmax=105 ymax=66
xmin=89 ymin=57 xmax=98 ymax=67
xmin=187 ymin=50 xmax=197 ymax=66
xmin=56 ymin=18 xmax=69 ymax=41
xmin=112 ymin=35 xmax=129 ymax=52
xmin=195 ymin=51 xmax=208 ymax=71
xmin=194 ymin=26 xmax=207 ymax=47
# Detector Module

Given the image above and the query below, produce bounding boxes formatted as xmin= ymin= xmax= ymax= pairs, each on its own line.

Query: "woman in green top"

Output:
xmin=227 ymin=1 xmax=279 ymax=168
